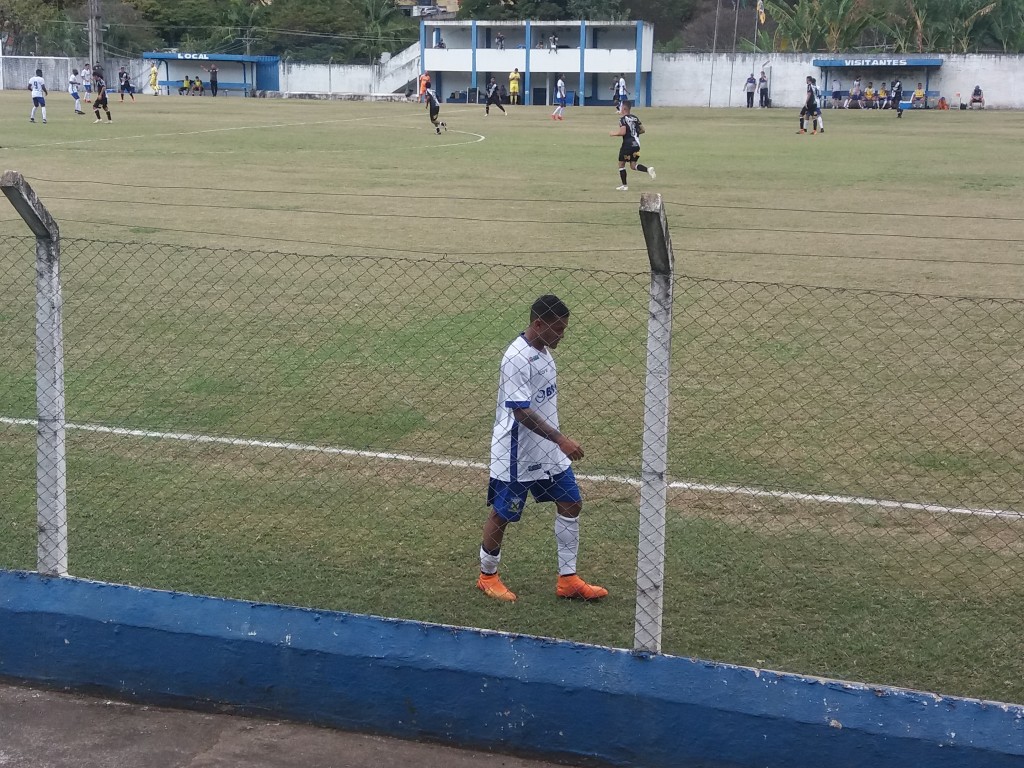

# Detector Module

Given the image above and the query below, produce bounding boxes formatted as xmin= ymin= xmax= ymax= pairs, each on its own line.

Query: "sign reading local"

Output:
xmin=176 ymin=53 xmax=210 ymax=59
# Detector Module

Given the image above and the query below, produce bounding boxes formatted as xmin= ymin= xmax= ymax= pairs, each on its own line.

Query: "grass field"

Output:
xmin=2 ymin=91 xmax=1024 ymax=704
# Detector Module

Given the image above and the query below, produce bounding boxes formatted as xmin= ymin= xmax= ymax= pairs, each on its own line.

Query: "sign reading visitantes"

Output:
xmin=812 ymin=57 xmax=943 ymax=68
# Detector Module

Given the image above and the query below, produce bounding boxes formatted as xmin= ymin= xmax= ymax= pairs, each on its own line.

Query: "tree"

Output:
xmin=0 ymin=0 xmax=62 ymax=55
xmin=978 ymin=0 xmax=1024 ymax=52
xmin=345 ymin=0 xmax=417 ymax=64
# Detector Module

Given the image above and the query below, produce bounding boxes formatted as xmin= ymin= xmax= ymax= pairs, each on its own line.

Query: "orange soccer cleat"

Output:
xmin=477 ymin=572 xmax=517 ymax=602
xmin=556 ymin=574 xmax=608 ymax=600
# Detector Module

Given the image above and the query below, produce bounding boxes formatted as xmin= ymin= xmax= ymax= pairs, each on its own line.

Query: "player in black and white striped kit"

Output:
xmin=425 ymin=87 xmax=446 ymax=134
xmin=484 ymin=77 xmax=507 ymax=116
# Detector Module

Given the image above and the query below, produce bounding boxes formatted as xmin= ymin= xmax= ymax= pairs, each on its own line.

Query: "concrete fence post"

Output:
xmin=1 ymin=170 xmax=68 ymax=577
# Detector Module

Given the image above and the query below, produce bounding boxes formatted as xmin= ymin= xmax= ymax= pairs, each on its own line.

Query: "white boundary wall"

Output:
xmin=12 ymin=50 xmax=1016 ymax=108
xmin=273 ymin=50 xmax=1024 ymax=108
xmin=651 ymin=52 xmax=1024 ymax=109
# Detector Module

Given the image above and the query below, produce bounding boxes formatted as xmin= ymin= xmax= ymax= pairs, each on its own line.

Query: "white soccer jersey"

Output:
xmin=29 ymin=76 xmax=46 ymax=98
xmin=69 ymin=74 xmax=81 ymax=93
xmin=617 ymin=77 xmax=627 ymax=97
xmin=556 ymin=78 xmax=565 ymax=98
xmin=489 ymin=334 xmax=570 ymax=483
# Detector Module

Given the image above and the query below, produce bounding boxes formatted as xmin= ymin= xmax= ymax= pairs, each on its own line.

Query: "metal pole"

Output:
xmin=634 ymin=192 xmax=674 ymax=654
xmin=708 ymin=0 xmax=722 ymax=107
xmin=1 ymin=170 xmax=68 ymax=577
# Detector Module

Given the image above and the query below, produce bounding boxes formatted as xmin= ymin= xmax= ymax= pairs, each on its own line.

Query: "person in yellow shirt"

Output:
xmin=876 ymin=82 xmax=888 ymax=109
xmin=863 ymin=82 xmax=875 ymax=109
xmin=508 ymin=67 xmax=521 ymax=105
xmin=179 ymin=76 xmax=191 ymax=95
xmin=911 ymin=82 xmax=926 ymax=108
xmin=148 ymin=63 xmax=159 ymax=95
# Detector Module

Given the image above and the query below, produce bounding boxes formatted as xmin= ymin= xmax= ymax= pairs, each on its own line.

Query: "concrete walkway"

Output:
xmin=0 ymin=682 xmax=584 ymax=768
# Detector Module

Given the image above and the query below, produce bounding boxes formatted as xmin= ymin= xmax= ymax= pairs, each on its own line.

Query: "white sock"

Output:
xmin=817 ymin=115 xmax=824 ymax=129
xmin=75 ymin=98 xmax=81 ymax=111
xmin=41 ymin=107 xmax=47 ymax=120
xmin=555 ymin=514 xmax=579 ymax=576
xmin=30 ymin=107 xmax=36 ymax=119
xmin=480 ymin=546 xmax=500 ymax=575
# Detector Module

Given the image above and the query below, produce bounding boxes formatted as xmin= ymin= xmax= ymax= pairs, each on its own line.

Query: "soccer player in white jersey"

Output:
xmin=550 ymin=74 xmax=566 ymax=120
xmin=69 ymin=69 xmax=84 ymax=115
xmin=29 ymin=69 xmax=48 ymax=124
xmin=477 ymin=295 xmax=608 ymax=603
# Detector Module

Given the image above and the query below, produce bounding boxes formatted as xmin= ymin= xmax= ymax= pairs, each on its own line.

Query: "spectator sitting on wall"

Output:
xmin=179 ymin=76 xmax=191 ymax=95
xmin=192 ymin=77 xmax=204 ymax=95
xmin=969 ymin=85 xmax=985 ymax=108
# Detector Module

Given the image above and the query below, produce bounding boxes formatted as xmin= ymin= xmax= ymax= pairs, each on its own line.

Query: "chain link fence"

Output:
xmin=3 ymin=210 xmax=1024 ymax=702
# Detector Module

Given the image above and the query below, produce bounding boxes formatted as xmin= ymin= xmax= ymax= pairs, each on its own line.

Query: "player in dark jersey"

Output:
xmin=93 ymin=69 xmax=112 ymax=123
xmin=797 ymin=75 xmax=817 ymax=134
xmin=484 ymin=77 xmax=507 ymax=116
xmin=424 ymin=87 xmax=446 ymax=134
xmin=117 ymin=66 xmax=136 ymax=102
xmin=609 ymin=100 xmax=655 ymax=191
xmin=891 ymin=79 xmax=904 ymax=118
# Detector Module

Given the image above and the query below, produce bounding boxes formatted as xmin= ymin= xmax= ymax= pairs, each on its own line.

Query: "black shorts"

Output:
xmin=486 ymin=95 xmax=501 ymax=106
xmin=429 ymin=105 xmax=439 ymax=121
xmin=618 ymin=145 xmax=640 ymax=163
xmin=94 ymin=95 xmax=108 ymax=108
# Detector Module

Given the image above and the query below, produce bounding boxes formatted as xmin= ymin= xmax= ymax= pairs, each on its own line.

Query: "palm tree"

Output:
xmin=349 ymin=0 xmax=416 ymax=64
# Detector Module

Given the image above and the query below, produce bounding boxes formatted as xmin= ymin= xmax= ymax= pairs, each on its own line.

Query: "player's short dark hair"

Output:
xmin=623 ymin=99 xmax=633 ymax=110
xmin=36 ymin=69 xmax=43 ymax=76
xmin=531 ymin=295 xmax=570 ymax=322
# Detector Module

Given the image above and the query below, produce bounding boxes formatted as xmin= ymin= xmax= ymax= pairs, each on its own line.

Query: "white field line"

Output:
xmin=3 ymin=415 xmax=1022 ymax=521
xmin=18 ymin=107 xmax=486 ymax=151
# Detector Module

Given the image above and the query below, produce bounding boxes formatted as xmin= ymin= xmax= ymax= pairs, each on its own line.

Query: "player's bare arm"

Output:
xmin=610 ymin=126 xmax=626 ymax=137
xmin=512 ymin=407 xmax=584 ymax=460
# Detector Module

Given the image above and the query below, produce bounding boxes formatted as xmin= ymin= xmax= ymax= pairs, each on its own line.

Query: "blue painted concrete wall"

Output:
xmin=1 ymin=570 xmax=1022 ymax=768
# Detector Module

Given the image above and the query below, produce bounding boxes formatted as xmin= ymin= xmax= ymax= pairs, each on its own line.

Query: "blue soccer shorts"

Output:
xmin=487 ymin=468 xmax=581 ymax=523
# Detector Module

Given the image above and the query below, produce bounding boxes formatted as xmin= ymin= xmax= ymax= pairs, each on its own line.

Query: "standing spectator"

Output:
xmin=69 ymin=68 xmax=84 ymax=115
xmin=418 ymin=71 xmax=430 ymax=103
xmin=969 ymin=85 xmax=985 ymax=108
xmin=830 ymin=78 xmax=842 ymax=109
xmin=93 ymin=68 xmax=112 ymax=123
xmin=495 ymin=32 xmax=504 ymax=50
xmin=743 ymin=73 xmax=756 ymax=108
xmin=425 ymin=87 xmax=446 ymax=134
xmin=551 ymin=73 xmax=566 ymax=120
xmin=81 ymin=63 xmax=92 ymax=103
xmin=148 ymin=62 xmax=159 ymax=95
xmin=476 ymin=294 xmax=608 ymax=604
xmin=758 ymin=70 xmax=770 ymax=107
xmin=549 ymin=32 xmax=558 ymax=53
xmin=508 ymin=67 xmax=521 ymax=105
xmin=484 ymin=77 xmax=507 ymax=116
xmin=610 ymin=100 xmax=655 ymax=191
xmin=201 ymin=63 xmax=219 ymax=97
xmin=117 ymin=66 xmax=136 ymax=103
xmin=28 ymin=68 xmax=48 ymax=124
